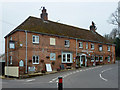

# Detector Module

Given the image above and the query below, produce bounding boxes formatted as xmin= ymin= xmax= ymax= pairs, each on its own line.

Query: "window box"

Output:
xmin=46 ymin=56 xmax=50 ymax=59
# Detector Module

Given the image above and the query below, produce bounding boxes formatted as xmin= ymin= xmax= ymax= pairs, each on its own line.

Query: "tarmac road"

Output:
xmin=1 ymin=61 xmax=119 ymax=89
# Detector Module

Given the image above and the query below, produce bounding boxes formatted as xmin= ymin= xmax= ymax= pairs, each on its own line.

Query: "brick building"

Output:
xmin=4 ymin=7 xmax=115 ymax=77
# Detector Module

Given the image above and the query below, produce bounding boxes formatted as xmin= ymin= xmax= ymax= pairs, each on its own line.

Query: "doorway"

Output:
xmin=80 ymin=54 xmax=87 ymax=67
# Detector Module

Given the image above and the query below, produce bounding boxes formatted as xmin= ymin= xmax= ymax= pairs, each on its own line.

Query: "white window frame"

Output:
xmin=9 ymin=42 xmax=15 ymax=49
xmin=108 ymin=46 xmax=110 ymax=51
xmin=100 ymin=56 xmax=103 ymax=62
xmin=86 ymin=42 xmax=88 ymax=49
xmin=108 ymin=56 xmax=110 ymax=62
xmin=79 ymin=42 xmax=83 ymax=48
xmin=65 ymin=40 xmax=70 ymax=47
xmin=99 ymin=45 xmax=103 ymax=51
xmin=91 ymin=55 xmax=94 ymax=62
xmin=10 ymin=56 xmax=12 ymax=64
xmin=32 ymin=55 xmax=39 ymax=64
xmin=95 ymin=55 xmax=99 ymax=62
xmin=91 ymin=43 xmax=94 ymax=50
xmin=32 ymin=35 xmax=39 ymax=44
xmin=62 ymin=52 xmax=73 ymax=63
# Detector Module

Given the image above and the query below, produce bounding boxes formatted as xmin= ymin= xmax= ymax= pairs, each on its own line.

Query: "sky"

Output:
xmin=0 ymin=0 xmax=119 ymax=55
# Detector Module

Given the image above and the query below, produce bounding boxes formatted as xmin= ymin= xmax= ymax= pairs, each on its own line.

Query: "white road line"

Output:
xmin=26 ymin=79 xmax=35 ymax=82
xmin=99 ymin=74 xmax=108 ymax=81
xmin=99 ymin=68 xmax=112 ymax=82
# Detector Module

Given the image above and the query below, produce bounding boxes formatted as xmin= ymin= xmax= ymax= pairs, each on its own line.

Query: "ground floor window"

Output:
xmin=32 ymin=55 xmax=39 ymax=64
xmin=95 ymin=55 xmax=99 ymax=62
xmin=99 ymin=56 xmax=103 ymax=62
xmin=108 ymin=56 xmax=110 ymax=62
xmin=91 ymin=55 xmax=94 ymax=62
xmin=62 ymin=53 xmax=72 ymax=63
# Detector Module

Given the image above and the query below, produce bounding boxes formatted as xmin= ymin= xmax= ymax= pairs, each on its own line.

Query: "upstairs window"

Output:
xmin=65 ymin=40 xmax=70 ymax=47
xmin=79 ymin=42 xmax=83 ymax=48
xmin=99 ymin=45 xmax=103 ymax=51
xmin=9 ymin=42 xmax=15 ymax=49
xmin=32 ymin=35 xmax=39 ymax=44
xmin=91 ymin=43 xmax=94 ymax=50
xmin=32 ymin=56 xmax=39 ymax=64
xmin=108 ymin=46 xmax=110 ymax=51
xmin=86 ymin=42 xmax=88 ymax=49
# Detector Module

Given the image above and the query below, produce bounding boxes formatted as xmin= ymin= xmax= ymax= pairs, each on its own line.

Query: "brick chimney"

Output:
xmin=89 ymin=21 xmax=97 ymax=32
xmin=40 ymin=7 xmax=48 ymax=21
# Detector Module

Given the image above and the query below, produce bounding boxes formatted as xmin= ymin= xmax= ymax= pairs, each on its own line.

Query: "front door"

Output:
xmin=80 ymin=55 xmax=87 ymax=67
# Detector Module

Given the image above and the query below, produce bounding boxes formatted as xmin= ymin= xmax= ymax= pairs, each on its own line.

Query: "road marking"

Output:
xmin=26 ymin=79 xmax=35 ymax=82
xmin=99 ymin=74 xmax=108 ymax=81
xmin=49 ymin=66 xmax=103 ymax=83
xmin=99 ymin=68 xmax=112 ymax=82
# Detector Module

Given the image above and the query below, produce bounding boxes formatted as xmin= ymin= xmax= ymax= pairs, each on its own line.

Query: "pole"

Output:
xmin=58 ymin=76 xmax=63 ymax=90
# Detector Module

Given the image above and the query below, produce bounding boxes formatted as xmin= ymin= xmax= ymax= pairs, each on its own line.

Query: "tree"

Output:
xmin=114 ymin=38 xmax=120 ymax=59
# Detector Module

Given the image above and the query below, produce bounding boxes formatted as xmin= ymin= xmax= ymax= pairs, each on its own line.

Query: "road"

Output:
xmin=1 ymin=61 xmax=119 ymax=89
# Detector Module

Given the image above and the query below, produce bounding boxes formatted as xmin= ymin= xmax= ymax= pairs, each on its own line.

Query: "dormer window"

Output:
xmin=32 ymin=35 xmax=39 ymax=44
xmin=65 ymin=40 xmax=70 ymax=47
xmin=79 ymin=42 xmax=83 ymax=48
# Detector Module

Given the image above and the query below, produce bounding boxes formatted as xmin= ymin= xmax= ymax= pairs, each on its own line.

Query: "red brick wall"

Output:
xmin=5 ymin=31 xmax=116 ymax=74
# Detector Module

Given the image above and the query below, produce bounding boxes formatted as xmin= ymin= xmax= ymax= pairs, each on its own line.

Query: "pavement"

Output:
xmin=0 ymin=61 xmax=119 ymax=89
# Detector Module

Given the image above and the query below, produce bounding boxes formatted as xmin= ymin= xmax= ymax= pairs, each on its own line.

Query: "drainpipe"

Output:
xmin=76 ymin=38 xmax=78 ymax=67
xmin=76 ymin=38 xmax=77 ymax=56
xmin=7 ymin=36 xmax=9 ymax=77
xmin=25 ymin=30 xmax=27 ymax=73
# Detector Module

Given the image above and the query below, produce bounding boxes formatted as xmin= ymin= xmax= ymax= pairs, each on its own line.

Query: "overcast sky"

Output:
xmin=0 ymin=0 xmax=119 ymax=55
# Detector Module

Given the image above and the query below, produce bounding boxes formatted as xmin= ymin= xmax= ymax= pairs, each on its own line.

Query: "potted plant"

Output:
xmin=52 ymin=61 xmax=55 ymax=65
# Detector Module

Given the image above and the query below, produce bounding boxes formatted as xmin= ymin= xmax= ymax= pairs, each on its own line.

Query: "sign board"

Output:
xmin=46 ymin=64 xmax=52 ymax=72
xmin=50 ymin=38 xmax=56 ymax=45
xmin=60 ymin=64 xmax=64 ymax=70
xmin=50 ymin=53 xmax=56 ymax=60
xmin=28 ymin=66 xmax=35 ymax=72
xmin=19 ymin=60 xmax=24 ymax=67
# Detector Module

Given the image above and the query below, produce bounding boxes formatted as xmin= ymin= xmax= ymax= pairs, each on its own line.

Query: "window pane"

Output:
xmin=36 ymin=36 xmax=39 ymax=43
xmin=33 ymin=56 xmax=35 ymax=63
xmin=67 ymin=54 xmax=70 ymax=62
xmin=86 ymin=43 xmax=88 ymax=49
xmin=33 ymin=36 xmax=35 ymax=42
xmin=63 ymin=54 xmax=66 ymax=62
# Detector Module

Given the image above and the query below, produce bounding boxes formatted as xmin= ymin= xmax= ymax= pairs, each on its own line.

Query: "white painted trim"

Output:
xmin=62 ymin=52 xmax=73 ymax=63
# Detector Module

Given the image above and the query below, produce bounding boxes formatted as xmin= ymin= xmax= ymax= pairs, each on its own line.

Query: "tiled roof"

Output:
xmin=15 ymin=16 xmax=111 ymax=44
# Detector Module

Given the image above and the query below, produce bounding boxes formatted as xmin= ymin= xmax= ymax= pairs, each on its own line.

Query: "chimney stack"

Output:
xmin=40 ymin=7 xmax=48 ymax=21
xmin=89 ymin=21 xmax=97 ymax=32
